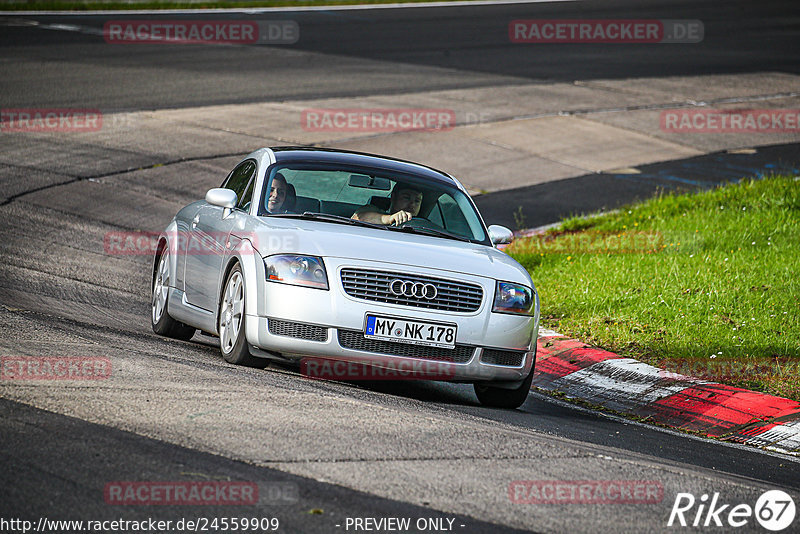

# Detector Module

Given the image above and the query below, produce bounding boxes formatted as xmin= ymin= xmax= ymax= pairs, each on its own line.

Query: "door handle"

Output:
xmin=191 ymin=215 xmax=199 ymax=229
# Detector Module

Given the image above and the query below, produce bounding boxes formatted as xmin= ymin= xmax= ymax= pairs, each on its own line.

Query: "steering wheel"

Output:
xmin=397 ymin=217 xmax=428 ymax=229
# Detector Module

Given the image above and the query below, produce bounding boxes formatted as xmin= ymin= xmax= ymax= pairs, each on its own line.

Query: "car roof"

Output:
xmin=270 ymin=147 xmax=456 ymax=187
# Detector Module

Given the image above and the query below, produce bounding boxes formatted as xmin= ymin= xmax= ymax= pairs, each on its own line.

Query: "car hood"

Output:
xmin=239 ymin=217 xmax=533 ymax=285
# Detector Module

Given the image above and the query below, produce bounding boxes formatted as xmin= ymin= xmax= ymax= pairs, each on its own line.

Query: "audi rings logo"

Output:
xmin=389 ymin=279 xmax=438 ymax=300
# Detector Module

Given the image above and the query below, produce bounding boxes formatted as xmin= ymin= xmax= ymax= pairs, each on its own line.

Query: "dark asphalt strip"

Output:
xmin=2 ymin=1 xmax=799 ymax=110
xmin=473 ymin=142 xmax=800 ymax=229
xmin=0 ymin=397 xmax=535 ymax=534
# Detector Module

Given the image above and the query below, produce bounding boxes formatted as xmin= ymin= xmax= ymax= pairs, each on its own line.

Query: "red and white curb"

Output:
xmin=532 ymin=332 xmax=800 ymax=456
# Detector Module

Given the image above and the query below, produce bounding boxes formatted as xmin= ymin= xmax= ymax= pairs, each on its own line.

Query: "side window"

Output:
xmin=428 ymin=200 xmax=444 ymax=227
xmin=221 ymin=160 xmax=256 ymax=209
xmin=238 ymin=176 xmax=255 ymax=211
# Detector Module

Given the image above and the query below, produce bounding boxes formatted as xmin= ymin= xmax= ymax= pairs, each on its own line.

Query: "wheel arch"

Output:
xmin=152 ymin=220 xmax=180 ymax=292
xmin=152 ymin=237 xmax=169 ymax=292
xmin=217 ymin=236 xmax=263 ymax=321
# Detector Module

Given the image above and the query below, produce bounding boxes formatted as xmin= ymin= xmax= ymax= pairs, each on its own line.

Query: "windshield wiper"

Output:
xmin=268 ymin=212 xmax=384 ymax=229
xmin=387 ymin=224 xmax=472 ymax=243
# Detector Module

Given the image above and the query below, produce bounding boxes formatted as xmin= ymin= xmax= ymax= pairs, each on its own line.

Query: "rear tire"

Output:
xmin=151 ymin=249 xmax=195 ymax=341
xmin=218 ymin=264 xmax=267 ymax=369
xmin=473 ymin=356 xmax=535 ymax=409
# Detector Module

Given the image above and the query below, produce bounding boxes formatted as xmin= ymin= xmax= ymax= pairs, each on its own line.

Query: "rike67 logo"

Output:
xmin=668 ymin=490 xmax=796 ymax=531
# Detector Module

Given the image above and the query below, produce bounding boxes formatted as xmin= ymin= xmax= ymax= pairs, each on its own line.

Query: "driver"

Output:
xmin=352 ymin=184 xmax=423 ymax=225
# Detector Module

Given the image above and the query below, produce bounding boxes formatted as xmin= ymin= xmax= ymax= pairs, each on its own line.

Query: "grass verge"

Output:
xmin=506 ymin=174 xmax=800 ymax=401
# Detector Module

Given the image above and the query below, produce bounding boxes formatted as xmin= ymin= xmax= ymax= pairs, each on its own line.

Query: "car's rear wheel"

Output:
xmin=218 ymin=264 xmax=267 ymax=369
xmin=151 ymin=249 xmax=195 ymax=340
xmin=473 ymin=360 xmax=535 ymax=409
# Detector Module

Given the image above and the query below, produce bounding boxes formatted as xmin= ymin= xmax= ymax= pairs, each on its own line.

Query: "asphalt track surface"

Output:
xmin=1 ymin=0 xmax=799 ymax=109
xmin=1 ymin=1 xmax=800 ymax=533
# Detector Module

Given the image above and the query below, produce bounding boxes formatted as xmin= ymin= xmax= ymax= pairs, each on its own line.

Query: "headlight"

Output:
xmin=264 ymin=255 xmax=328 ymax=290
xmin=492 ymin=281 xmax=534 ymax=315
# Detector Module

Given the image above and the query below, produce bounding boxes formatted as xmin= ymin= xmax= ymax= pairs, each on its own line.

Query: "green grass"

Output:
xmin=507 ymin=174 xmax=800 ymax=401
xmin=0 ymin=0 xmax=464 ymax=11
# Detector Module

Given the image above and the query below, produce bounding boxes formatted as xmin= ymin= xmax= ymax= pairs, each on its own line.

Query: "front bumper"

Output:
xmin=245 ymin=257 xmax=538 ymax=383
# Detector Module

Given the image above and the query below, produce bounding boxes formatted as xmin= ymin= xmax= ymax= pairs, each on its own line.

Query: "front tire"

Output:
xmin=218 ymin=264 xmax=267 ymax=369
xmin=152 ymin=249 xmax=195 ymax=341
xmin=473 ymin=358 xmax=535 ymax=409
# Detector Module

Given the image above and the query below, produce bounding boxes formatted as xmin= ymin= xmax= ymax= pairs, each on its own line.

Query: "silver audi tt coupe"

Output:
xmin=151 ymin=147 xmax=539 ymax=408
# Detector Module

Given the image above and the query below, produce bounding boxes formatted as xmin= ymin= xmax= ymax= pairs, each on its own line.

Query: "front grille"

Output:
xmin=340 ymin=268 xmax=483 ymax=312
xmin=337 ymin=330 xmax=474 ymax=363
xmin=481 ymin=349 xmax=526 ymax=367
xmin=268 ymin=319 xmax=328 ymax=342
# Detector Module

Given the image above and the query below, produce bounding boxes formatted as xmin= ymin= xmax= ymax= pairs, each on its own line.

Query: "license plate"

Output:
xmin=365 ymin=315 xmax=456 ymax=349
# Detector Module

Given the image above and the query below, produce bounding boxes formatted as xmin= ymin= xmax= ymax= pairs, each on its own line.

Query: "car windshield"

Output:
xmin=257 ymin=164 xmax=490 ymax=244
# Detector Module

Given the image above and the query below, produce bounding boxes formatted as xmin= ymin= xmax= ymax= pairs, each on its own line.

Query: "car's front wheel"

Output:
xmin=218 ymin=264 xmax=267 ymax=369
xmin=151 ymin=249 xmax=195 ymax=340
xmin=473 ymin=360 xmax=535 ymax=409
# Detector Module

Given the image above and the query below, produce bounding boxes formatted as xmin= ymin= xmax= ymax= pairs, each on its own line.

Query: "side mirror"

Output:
xmin=488 ymin=225 xmax=513 ymax=246
xmin=205 ymin=188 xmax=237 ymax=218
xmin=206 ymin=188 xmax=237 ymax=208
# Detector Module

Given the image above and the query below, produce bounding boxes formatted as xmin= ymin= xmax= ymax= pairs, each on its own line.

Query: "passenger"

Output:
xmin=267 ymin=173 xmax=291 ymax=213
xmin=352 ymin=184 xmax=423 ymax=225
